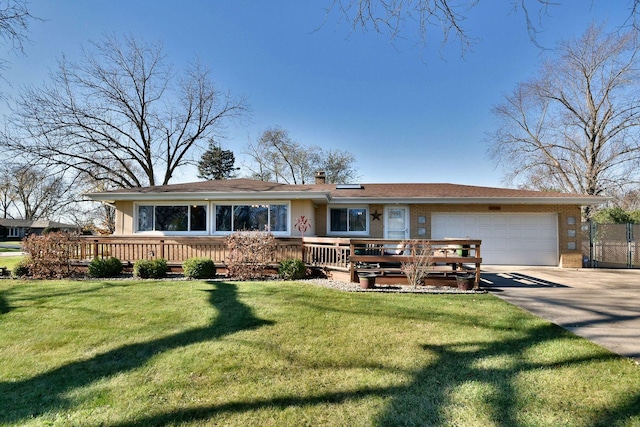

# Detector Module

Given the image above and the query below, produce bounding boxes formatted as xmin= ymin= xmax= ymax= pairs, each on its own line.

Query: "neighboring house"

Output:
xmin=86 ymin=173 xmax=606 ymax=268
xmin=0 ymin=219 xmax=78 ymax=239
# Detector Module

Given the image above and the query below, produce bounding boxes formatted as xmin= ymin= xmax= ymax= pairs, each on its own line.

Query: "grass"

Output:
xmin=0 ymin=256 xmax=23 ymax=271
xmin=0 ymin=279 xmax=639 ymax=426
xmin=0 ymin=241 xmax=22 ymax=252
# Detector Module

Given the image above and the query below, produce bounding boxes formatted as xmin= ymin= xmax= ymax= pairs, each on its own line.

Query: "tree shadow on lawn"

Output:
xmin=108 ymin=316 xmax=639 ymax=426
xmin=0 ymin=281 xmax=273 ymax=425
xmin=3 ymin=282 xmax=639 ymax=426
xmin=1 ymin=281 xmax=135 ymax=306
xmin=0 ymin=290 xmax=11 ymax=315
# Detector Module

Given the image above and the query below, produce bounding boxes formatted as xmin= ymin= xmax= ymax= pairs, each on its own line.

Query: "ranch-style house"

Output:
xmin=87 ymin=172 xmax=605 ymax=269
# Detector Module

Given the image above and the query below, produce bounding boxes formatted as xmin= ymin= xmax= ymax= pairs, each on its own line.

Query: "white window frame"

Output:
xmin=327 ymin=205 xmax=370 ymax=236
xmin=134 ymin=202 xmax=210 ymax=235
xmin=212 ymin=201 xmax=291 ymax=236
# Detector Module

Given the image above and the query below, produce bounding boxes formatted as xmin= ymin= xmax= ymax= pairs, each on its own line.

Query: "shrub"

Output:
xmin=21 ymin=232 xmax=80 ymax=279
xmin=88 ymin=257 xmax=123 ymax=278
xmin=182 ymin=257 xmax=217 ymax=279
xmin=225 ymin=231 xmax=276 ymax=280
xmin=133 ymin=258 xmax=168 ymax=279
xmin=400 ymin=240 xmax=433 ymax=288
xmin=278 ymin=258 xmax=306 ymax=280
xmin=12 ymin=257 xmax=32 ymax=278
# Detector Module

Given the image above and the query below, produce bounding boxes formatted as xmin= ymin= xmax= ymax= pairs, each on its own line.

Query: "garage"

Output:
xmin=431 ymin=213 xmax=558 ymax=265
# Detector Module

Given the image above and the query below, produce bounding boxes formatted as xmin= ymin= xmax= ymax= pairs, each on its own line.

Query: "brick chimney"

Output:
xmin=315 ymin=171 xmax=326 ymax=184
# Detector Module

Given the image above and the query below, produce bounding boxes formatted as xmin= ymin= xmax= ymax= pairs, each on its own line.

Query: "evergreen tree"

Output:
xmin=197 ymin=142 xmax=237 ymax=180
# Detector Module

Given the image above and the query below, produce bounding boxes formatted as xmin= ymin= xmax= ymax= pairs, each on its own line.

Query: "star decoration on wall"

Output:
xmin=370 ymin=209 xmax=382 ymax=221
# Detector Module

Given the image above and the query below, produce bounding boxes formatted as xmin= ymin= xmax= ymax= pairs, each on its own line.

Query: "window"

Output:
xmin=329 ymin=206 xmax=368 ymax=234
xmin=190 ymin=205 xmax=207 ymax=231
xmin=214 ymin=203 xmax=289 ymax=234
xmin=136 ymin=204 xmax=208 ymax=233
xmin=155 ymin=206 xmax=188 ymax=231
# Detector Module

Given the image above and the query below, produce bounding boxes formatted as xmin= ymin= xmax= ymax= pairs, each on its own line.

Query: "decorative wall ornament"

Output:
xmin=370 ymin=209 xmax=382 ymax=221
xmin=295 ymin=215 xmax=312 ymax=237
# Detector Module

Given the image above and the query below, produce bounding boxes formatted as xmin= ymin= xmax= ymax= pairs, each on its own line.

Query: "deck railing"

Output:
xmin=67 ymin=236 xmax=481 ymax=284
xmin=73 ymin=236 xmax=303 ymax=264
xmin=302 ymin=237 xmax=351 ymax=270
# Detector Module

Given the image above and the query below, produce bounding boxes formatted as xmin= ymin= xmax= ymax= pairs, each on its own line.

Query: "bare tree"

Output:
xmin=244 ymin=126 xmax=359 ymax=184
xmin=321 ymin=148 xmax=359 ymax=184
xmin=327 ymin=0 xmax=480 ymax=55
xmin=327 ymin=1 xmax=640 ymax=54
xmin=488 ymin=23 xmax=640 ymax=211
xmin=0 ymin=163 xmax=15 ymax=218
xmin=4 ymin=34 xmax=248 ymax=189
xmin=78 ymin=178 xmax=119 ymax=233
xmin=244 ymin=127 xmax=319 ymax=184
xmin=10 ymin=164 xmax=74 ymax=220
xmin=0 ymin=0 xmax=36 ymax=76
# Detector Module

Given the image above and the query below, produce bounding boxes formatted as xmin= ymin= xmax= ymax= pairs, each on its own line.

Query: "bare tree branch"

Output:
xmin=1 ymin=163 xmax=75 ymax=220
xmin=488 ymin=23 xmax=640 ymax=211
xmin=0 ymin=0 xmax=37 ymax=76
xmin=3 ymin=34 xmax=249 ymax=189
xmin=326 ymin=1 xmax=640 ymax=55
xmin=243 ymin=126 xmax=358 ymax=184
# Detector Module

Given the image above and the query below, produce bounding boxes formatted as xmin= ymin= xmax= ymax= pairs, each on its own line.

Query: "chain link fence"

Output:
xmin=582 ymin=222 xmax=640 ymax=268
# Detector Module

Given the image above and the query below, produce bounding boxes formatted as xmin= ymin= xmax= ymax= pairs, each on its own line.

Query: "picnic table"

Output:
xmin=349 ymin=239 xmax=482 ymax=287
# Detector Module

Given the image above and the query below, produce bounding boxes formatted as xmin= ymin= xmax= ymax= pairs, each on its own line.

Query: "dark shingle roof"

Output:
xmin=86 ymin=178 xmax=606 ymax=205
xmin=0 ymin=219 xmax=77 ymax=229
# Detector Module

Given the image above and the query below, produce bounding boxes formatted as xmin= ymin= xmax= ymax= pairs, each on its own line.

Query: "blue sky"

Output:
xmin=1 ymin=1 xmax=633 ymax=187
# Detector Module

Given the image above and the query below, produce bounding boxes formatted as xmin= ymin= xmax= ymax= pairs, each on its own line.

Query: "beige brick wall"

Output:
xmin=115 ymin=201 xmax=134 ymax=235
xmin=290 ymin=200 xmax=316 ymax=237
xmin=312 ymin=203 xmax=583 ymax=268
xmin=369 ymin=204 xmax=384 ymax=237
xmin=113 ymin=199 xmax=584 ymax=267
xmin=314 ymin=205 xmax=327 ymax=236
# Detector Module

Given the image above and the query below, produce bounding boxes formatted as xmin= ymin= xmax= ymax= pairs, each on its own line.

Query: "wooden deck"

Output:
xmin=349 ymin=239 xmax=482 ymax=287
xmin=67 ymin=236 xmax=481 ymax=287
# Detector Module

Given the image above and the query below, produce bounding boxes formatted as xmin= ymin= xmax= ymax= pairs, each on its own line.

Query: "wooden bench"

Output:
xmin=352 ymin=255 xmax=481 ymax=285
xmin=349 ymin=239 xmax=482 ymax=287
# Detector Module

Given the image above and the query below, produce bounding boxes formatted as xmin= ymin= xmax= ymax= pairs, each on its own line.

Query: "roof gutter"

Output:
xmin=327 ymin=196 xmax=609 ymax=205
xmin=87 ymin=190 xmax=332 ymax=204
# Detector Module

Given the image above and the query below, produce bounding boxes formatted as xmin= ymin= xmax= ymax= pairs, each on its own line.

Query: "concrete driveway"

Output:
xmin=481 ymin=266 xmax=640 ymax=364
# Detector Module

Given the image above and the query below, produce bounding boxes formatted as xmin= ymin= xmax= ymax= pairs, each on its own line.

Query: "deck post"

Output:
xmin=349 ymin=241 xmax=356 ymax=282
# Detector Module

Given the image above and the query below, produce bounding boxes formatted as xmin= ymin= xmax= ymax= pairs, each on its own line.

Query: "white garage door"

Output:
xmin=431 ymin=213 xmax=558 ymax=266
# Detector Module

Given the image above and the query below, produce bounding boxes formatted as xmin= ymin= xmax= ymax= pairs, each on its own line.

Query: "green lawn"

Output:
xmin=0 ymin=256 xmax=23 ymax=271
xmin=0 ymin=241 xmax=22 ymax=252
xmin=0 ymin=279 xmax=638 ymax=426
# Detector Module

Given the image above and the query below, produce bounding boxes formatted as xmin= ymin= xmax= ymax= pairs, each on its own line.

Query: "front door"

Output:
xmin=384 ymin=206 xmax=409 ymax=240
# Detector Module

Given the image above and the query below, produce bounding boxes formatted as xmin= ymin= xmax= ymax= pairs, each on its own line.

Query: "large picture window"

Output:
xmin=214 ymin=203 xmax=289 ymax=234
xmin=329 ymin=206 xmax=368 ymax=234
xmin=136 ymin=204 xmax=208 ymax=233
